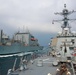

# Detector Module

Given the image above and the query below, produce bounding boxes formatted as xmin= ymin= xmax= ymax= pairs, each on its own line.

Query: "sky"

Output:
xmin=0 ymin=0 xmax=76 ymax=46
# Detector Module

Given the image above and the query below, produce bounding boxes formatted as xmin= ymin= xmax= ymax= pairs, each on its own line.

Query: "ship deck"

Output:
xmin=10 ymin=55 xmax=58 ymax=75
xmin=9 ymin=54 xmax=75 ymax=75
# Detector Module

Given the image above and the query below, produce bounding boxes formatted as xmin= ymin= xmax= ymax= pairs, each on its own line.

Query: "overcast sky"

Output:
xmin=0 ymin=0 xmax=76 ymax=46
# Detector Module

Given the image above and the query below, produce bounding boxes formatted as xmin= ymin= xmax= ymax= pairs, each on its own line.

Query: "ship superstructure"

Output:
xmin=14 ymin=31 xmax=39 ymax=46
xmin=51 ymin=4 xmax=76 ymax=55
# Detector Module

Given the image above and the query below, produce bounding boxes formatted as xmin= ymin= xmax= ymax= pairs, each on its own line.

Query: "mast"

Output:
xmin=52 ymin=4 xmax=76 ymax=34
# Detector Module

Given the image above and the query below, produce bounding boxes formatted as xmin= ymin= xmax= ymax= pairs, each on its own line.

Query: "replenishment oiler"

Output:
xmin=0 ymin=29 xmax=43 ymax=75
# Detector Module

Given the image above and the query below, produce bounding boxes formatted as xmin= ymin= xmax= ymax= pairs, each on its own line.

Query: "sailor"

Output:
xmin=56 ymin=63 xmax=71 ymax=75
xmin=60 ymin=63 xmax=67 ymax=70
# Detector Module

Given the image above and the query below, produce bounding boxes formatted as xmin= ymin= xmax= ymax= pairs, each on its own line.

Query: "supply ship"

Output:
xmin=0 ymin=29 xmax=43 ymax=75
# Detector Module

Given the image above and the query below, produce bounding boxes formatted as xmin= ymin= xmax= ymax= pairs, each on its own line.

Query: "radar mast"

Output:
xmin=53 ymin=4 xmax=76 ymax=33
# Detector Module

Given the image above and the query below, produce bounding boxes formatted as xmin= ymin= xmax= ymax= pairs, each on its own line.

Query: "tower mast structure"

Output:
xmin=52 ymin=4 xmax=76 ymax=34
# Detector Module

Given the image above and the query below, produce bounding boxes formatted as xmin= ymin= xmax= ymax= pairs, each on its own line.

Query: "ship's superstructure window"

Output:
xmin=69 ymin=47 xmax=74 ymax=50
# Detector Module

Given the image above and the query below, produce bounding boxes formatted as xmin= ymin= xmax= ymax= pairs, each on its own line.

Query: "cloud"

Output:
xmin=0 ymin=0 xmax=76 ymax=45
xmin=0 ymin=0 xmax=57 ymax=32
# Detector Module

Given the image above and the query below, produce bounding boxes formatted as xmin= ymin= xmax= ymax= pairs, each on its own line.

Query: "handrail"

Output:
xmin=71 ymin=61 xmax=75 ymax=75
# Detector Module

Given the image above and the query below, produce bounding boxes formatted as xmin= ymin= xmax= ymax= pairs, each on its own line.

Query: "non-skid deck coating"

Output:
xmin=13 ymin=55 xmax=58 ymax=75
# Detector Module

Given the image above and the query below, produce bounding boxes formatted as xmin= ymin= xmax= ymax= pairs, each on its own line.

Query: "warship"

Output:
xmin=51 ymin=4 xmax=76 ymax=55
xmin=0 ymin=29 xmax=43 ymax=75
xmin=50 ymin=4 xmax=76 ymax=75
xmin=8 ymin=4 xmax=76 ymax=75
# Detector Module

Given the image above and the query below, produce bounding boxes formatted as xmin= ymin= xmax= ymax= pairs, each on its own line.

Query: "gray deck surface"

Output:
xmin=13 ymin=55 xmax=58 ymax=75
xmin=9 ymin=54 xmax=76 ymax=75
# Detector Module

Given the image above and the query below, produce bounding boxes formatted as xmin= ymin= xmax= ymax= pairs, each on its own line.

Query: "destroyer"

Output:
xmin=51 ymin=4 xmax=76 ymax=60
xmin=50 ymin=4 xmax=76 ymax=75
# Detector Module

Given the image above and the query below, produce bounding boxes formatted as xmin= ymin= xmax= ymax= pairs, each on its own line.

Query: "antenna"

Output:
xmin=52 ymin=4 xmax=76 ymax=29
xmin=64 ymin=4 xmax=66 ymax=8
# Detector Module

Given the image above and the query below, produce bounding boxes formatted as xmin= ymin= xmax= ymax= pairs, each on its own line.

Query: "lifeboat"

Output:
xmin=31 ymin=38 xmax=36 ymax=41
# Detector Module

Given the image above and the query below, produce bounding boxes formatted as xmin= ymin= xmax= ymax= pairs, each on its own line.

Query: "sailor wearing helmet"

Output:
xmin=56 ymin=63 xmax=71 ymax=75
